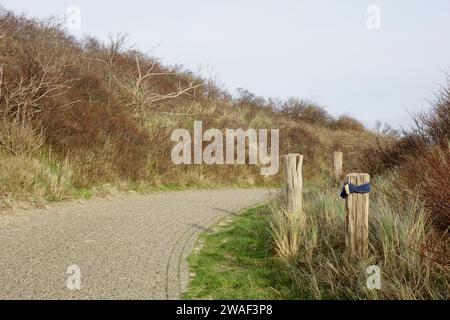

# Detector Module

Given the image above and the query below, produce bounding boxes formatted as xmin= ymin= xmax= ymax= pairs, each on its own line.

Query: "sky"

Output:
xmin=2 ymin=0 xmax=450 ymax=129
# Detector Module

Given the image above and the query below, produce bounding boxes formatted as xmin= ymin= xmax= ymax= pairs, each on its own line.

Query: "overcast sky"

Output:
xmin=2 ymin=0 xmax=450 ymax=129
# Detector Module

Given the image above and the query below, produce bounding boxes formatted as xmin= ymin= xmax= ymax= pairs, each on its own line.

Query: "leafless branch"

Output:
xmin=111 ymin=54 xmax=201 ymax=117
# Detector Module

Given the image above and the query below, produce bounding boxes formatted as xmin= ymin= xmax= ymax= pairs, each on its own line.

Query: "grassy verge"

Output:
xmin=185 ymin=181 xmax=449 ymax=300
xmin=184 ymin=205 xmax=301 ymax=300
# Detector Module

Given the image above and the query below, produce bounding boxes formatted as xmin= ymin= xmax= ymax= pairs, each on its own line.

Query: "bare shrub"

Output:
xmin=413 ymin=79 xmax=450 ymax=149
xmin=0 ymin=120 xmax=45 ymax=156
xmin=329 ymin=115 xmax=366 ymax=131
xmin=111 ymin=54 xmax=201 ymax=121
xmin=280 ymin=98 xmax=332 ymax=126
xmin=399 ymin=147 xmax=450 ymax=232
xmin=359 ymin=77 xmax=450 ymax=231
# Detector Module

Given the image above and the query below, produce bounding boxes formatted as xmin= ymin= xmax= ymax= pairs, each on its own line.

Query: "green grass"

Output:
xmin=184 ymin=205 xmax=301 ymax=300
xmin=74 ymin=187 xmax=94 ymax=200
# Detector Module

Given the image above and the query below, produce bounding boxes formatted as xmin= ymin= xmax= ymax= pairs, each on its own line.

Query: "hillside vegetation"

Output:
xmin=360 ymin=83 xmax=450 ymax=233
xmin=0 ymin=9 xmax=382 ymax=206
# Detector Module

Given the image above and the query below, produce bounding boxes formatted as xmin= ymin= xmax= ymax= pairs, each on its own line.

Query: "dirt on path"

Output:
xmin=0 ymin=188 xmax=275 ymax=300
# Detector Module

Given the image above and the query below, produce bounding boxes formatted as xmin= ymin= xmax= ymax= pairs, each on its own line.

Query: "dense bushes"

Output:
xmin=359 ymin=80 xmax=450 ymax=232
xmin=0 ymin=9 xmax=153 ymax=184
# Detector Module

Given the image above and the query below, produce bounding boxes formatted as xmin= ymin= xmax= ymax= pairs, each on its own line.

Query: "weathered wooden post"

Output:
xmin=344 ymin=173 xmax=370 ymax=258
xmin=284 ymin=154 xmax=303 ymax=215
xmin=333 ymin=151 xmax=343 ymax=180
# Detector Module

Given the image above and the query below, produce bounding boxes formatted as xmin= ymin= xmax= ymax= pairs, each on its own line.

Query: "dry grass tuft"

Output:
xmin=0 ymin=150 xmax=75 ymax=203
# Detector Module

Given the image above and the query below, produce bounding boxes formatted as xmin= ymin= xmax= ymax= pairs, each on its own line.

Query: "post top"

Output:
xmin=285 ymin=153 xmax=303 ymax=158
xmin=345 ymin=173 xmax=370 ymax=184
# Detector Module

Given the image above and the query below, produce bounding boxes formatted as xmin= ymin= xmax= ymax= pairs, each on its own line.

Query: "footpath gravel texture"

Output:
xmin=0 ymin=188 xmax=274 ymax=300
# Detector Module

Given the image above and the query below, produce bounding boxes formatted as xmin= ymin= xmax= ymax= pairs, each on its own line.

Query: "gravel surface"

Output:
xmin=0 ymin=188 xmax=274 ymax=300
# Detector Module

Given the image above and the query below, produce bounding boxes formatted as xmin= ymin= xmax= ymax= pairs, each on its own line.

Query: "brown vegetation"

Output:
xmin=359 ymin=79 xmax=449 ymax=233
xmin=0 ymin=8 xmax=380 ymax=204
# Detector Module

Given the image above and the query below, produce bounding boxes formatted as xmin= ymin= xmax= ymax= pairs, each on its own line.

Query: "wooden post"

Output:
xmin=284 ymin=154 xmax=303 ymax=215
xmin=333 ymin=151 xmax=343 ymax=180
xmin=344 ymin=173 xmax=370 ymax=258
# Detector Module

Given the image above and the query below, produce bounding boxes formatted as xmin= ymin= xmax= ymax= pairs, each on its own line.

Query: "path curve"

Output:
xmin=0 ymin=189 xmax=274 ymax=299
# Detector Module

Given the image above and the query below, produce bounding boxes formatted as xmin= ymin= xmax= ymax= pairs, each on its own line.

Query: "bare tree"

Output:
xmin=0 ymin=60 xmax=75 ymax=124
xmin=83 ymin=34 xmax=128 ymax=106
xmin=112 ymin=54 xmax=201 ymax=118
xmin=84 ymin=34 xmax=201 ymax=115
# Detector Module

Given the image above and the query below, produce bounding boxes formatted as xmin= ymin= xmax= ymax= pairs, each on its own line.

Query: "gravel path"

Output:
xmin=0 ymin=188 xmax=274 ymax=300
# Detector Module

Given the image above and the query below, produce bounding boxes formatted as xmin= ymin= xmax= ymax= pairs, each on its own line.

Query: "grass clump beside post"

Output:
xmin=269 ymin=179 xmax=449 ymax=300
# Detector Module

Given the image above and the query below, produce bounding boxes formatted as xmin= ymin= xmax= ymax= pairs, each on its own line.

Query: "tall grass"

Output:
xmin=0 ymin=150 xmax=76 ymax=204
xmin=269 ymin=180 xmax=449 ymax=300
